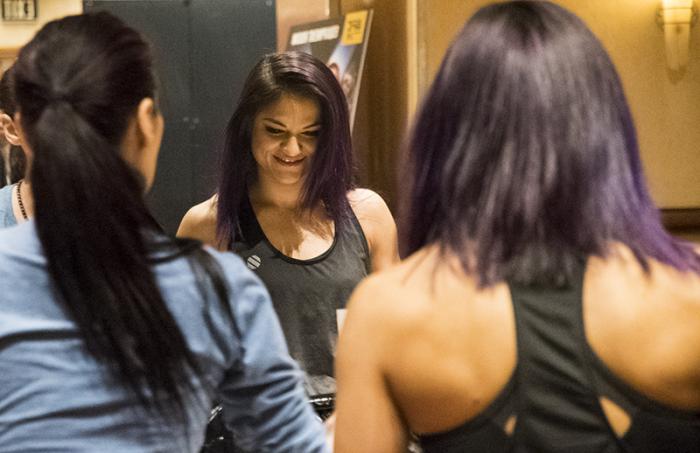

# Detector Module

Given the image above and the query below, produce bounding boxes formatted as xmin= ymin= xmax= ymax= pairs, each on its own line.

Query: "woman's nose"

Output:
xmin=283 ymin=136 xmax=302 ymax=156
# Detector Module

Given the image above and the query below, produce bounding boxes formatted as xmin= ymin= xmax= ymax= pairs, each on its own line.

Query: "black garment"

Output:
xmin=418 ymin=261 xmax=700 ymax=452
xmin=231 ymin=196 xmax=370 ymax=395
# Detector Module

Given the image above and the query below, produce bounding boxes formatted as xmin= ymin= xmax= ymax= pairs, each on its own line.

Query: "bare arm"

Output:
xmin=349 ymin=189 xmax=400 ymax=272
xmin=334 ymin=278 xmax=408 ymax=453
xmin=176 ymin=196 xmax=226 ymax=250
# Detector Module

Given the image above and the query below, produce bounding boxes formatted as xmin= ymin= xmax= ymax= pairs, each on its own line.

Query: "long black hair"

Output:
xmin=0 ymin=65 xmax=26 ymax=186
xmin=217 ymin=51 xmax=354 ymax=245
xmin=13 ymin=12 xmax=229 ymax=416
xmin=401 ymin=1 xmax=700 ymax=286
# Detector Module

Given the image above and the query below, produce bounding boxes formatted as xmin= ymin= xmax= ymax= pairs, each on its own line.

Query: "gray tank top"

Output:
xmin=231 ymin=195 xmax=371 ymax=396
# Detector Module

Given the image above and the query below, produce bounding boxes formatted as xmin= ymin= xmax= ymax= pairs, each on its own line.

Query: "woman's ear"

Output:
xmin=135 ymin=98 xmax=163 ymax=148
xmin=129 ymin=98 xmax=164 ymax=191
xmin=1 ymin=113 xmax=22 ymax=146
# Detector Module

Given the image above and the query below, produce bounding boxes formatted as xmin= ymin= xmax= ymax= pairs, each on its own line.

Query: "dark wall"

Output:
xmin=84 ymin=0 xmax=276 ymax=234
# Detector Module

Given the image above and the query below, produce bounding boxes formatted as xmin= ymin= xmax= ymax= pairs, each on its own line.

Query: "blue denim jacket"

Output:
xmin=0 ymin=184 xmax=17 ymax=229
xmin=0 ymin=221 xmax=328 ymax=452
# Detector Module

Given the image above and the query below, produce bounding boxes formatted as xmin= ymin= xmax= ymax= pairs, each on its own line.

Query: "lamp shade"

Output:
xmin=661 ymin=0 xmax=695 ymax=71
xmin=663 ymin=0 xmax=694 ymax=9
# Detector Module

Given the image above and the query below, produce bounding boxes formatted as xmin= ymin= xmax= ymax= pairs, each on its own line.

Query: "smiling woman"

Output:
xmin=177 ymin=51 xmax=399 ymax=403
xmin=251 ymin=93 xmax=320 ymax=187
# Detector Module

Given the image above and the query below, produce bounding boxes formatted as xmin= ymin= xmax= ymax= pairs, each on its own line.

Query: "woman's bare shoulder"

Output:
xmin=589 ymin=243 xmax=700 ymax=308
xmin=176 ymin=195 xmax=220 ymax=247
xmin=347 ymin=246 xmax=465 ymax=331
xmin=347 ymin=188 xmax=395 ymax=233
xmin=347 ymin=188 xmax=399 ymax=270
xmin=349 ymin=257 xmax=426 ymax=324
xmin=586 ymin=244 xmax=700 ymax=409
xmin=347 ymin=188 xmax=387 ymax=211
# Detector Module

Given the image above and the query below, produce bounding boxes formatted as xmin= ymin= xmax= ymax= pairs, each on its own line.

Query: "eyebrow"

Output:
xmin=262 ymin=118 xmax=321 ymax=129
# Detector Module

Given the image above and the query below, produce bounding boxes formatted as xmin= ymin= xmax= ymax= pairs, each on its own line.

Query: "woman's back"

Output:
xmin=0 ymin=221 xmax=325 ymax=452
xmin=335 ymin=1 xmax=700 ymax=451
xmin=336 ymin=244 xmax=700 ymax=451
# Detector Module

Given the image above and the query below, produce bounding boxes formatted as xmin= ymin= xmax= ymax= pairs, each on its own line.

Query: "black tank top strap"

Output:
xmin=507 ymin=258 xmax=623 ymax=451
xmin=232 ymin=194 xmax=265 ymax=250
xmin=580 ymin=318 xmax=700 ymax=450
xmin=418 ymin=375 xmax=516 ymax=453
xmin=346 ymin=205 xmax=371 ymax=274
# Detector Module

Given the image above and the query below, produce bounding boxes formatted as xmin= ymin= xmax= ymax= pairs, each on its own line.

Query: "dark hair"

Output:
xmin=401 ymin=1 xmax=700 ymax=286
xmin=217 ymin=51 xmax=354 ymax=245
xmin=0 ymin=65 xmax=26 ymax=185
xmin=0 ymin=65 xmax=17 ymax=116
xmin=13 ymin=12 xmax=229 ymax=417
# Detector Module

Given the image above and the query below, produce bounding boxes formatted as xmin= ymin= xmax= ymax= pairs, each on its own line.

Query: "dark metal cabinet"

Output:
xmin=84 ymin=0 xmax=276 ymax=234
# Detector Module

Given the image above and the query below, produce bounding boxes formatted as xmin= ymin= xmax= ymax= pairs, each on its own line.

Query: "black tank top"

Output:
xmin=418 ymin=261 xmax=700 ymax=452
xmin=230 ymin=196 xmax=370 ymax=396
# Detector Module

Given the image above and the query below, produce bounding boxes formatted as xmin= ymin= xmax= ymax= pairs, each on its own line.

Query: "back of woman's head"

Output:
xmin=13 ymin=12 xmax=211 ymax=417
xmin=218 ymin=51 xmax=353 ymax=243
xmin=15 ymin=12 xmax=154 ymax=141
xmin=403 ymin=0 xmax=700 ymax=286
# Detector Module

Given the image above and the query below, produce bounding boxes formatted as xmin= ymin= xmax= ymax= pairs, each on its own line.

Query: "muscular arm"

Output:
xmin=349 ymin=189 xmax=399 ymax=272
xmin=334 ymin=277 xmax=408 ymax=453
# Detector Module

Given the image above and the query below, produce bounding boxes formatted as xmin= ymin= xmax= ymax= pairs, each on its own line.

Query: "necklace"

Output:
xmin=16 ymin=179 xmax=28 ymax=220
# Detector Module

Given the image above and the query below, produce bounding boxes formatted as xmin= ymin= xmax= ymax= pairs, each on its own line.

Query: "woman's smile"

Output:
xmin=274 ymin=155 xmax=306 ymax=166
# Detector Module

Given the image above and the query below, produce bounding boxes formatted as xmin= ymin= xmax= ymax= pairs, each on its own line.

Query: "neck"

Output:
xmin=249 ymin=175 xmax=305 ymax=210
xmin=2 ymin=147 xmax=10 ymax=185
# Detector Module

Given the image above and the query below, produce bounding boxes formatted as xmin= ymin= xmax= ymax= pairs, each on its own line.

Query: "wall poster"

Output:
xmin=286 ymin=9 xmax=373 ymax=129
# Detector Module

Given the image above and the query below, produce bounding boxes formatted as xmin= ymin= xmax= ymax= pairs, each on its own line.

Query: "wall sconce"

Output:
xmin=659 ymin=0 xmax=697 ymax=71
xmin=1 ymin=0 xmax=37 ymax=21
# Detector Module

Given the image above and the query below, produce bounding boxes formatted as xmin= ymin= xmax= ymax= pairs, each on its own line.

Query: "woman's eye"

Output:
xmin=265 ymin=126 xmax=284 ymax=135
xmin=303 ymin=130 xmax=320 ymax=138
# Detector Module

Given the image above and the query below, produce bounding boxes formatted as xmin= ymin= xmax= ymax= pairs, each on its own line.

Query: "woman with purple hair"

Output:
xmin=334 ymin=1 xmax=700 ymax=451
xmin=178 ymin=51 xmax=398 ymax=400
